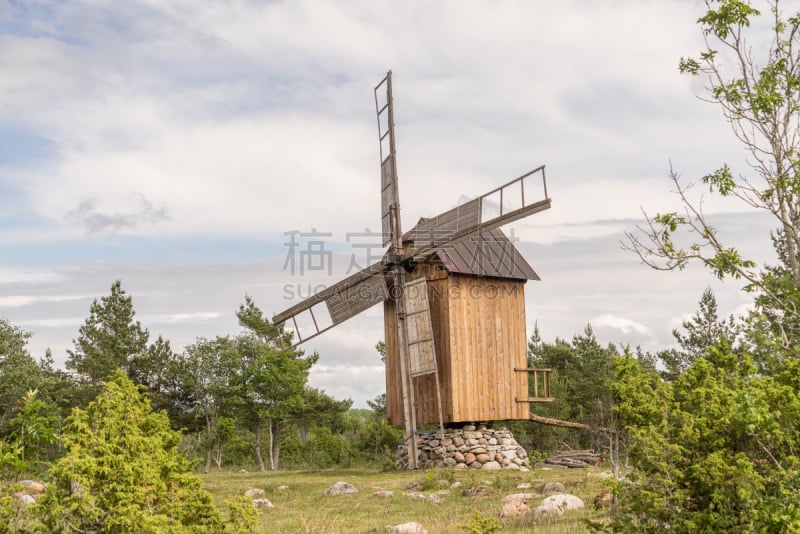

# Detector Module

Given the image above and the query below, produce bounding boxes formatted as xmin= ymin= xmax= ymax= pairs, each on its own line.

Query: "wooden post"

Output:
xmin=385 ymin=71 xmax=418 ymax=469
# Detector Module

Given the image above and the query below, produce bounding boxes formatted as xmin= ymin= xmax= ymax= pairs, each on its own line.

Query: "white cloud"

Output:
xmin=591 ymin=314 xmax=649 ymax=335
xmin=142 ymin=312 xmax=223 ymax=324
xmin=0 ymin=294 xmax=87 ymax=308
xmin=0 ymin=268 xmax=64 ymax=285
xmin=17 ymin=317 xmax=85 ymax=329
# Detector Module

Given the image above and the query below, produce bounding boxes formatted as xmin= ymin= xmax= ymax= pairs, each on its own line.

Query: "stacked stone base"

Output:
xmin=396 ymin=425 xmax=530 ymax=470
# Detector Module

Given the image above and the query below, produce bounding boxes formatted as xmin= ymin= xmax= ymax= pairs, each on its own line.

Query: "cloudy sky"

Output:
xmin=0 ymin=0 xmax=781 ymax=406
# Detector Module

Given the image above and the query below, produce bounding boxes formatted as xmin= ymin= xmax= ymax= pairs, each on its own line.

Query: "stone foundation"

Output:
xmin=396 ymin=425 xmax=530 ymax=470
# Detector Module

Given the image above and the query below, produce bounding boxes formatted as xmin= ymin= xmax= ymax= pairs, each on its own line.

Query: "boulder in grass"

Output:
xmin=594 ymin=491 xmax=616 ymax=509
xmin=527 ymin=502 xmax=564 ymax=523
xmin=252 ymin=498 xmax=274 ymax=509
xmin=324 ymin=481 xmax=358 ymax=496
xmin=541 ymin=493 xmax=585 ymax=512
xmin=500 ymin=499 xmax=529 ymax=518
xmin=502 ymin=493 xmax=539 ymax=504
xmin=27 ymin=482 xmax=46 ymax=495
xmin=462 ymin=485 xmax=489 ymax=497
xmin=244 ymin=488 xmax=265 ymax=497
xmin=390 ymin=522 xmax=428 ymax=533
xmin=18 ymin=494 xmax=36 ymax=505
xmin=539 ymin=482 xmax=565 ymax=494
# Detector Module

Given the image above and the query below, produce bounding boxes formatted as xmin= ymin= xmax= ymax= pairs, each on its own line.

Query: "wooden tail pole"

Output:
xmin=529 ymin=413 xmax=591 ymax=429
xmin=529 ymin=412 xmax=613 ymax=433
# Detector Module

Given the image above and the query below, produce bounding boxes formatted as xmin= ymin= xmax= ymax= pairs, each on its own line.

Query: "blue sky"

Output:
xmin=0 ymin=0 xmax=780 ymax=405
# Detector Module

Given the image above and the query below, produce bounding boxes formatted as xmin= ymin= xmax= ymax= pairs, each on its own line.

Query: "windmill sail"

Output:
xmin=272 ymin=261 xmax=388 ymax=347
xmin=375 ymin=72 xmax=399 ymax=247
xmin=404 ymin=166 xmax=551 ymax=261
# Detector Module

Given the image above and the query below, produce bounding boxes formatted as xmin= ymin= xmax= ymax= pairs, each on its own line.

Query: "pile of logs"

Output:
xmin=540 ymin=449 xmax=601 ymax=468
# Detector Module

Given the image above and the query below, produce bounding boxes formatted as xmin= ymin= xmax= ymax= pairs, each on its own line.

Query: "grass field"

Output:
xmin=201 ymin=465 xmax=612 ymax=533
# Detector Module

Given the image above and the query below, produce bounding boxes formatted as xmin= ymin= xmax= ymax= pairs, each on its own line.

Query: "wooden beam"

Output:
xmin=516 ymin=396 xmax=555 ymax=403
xmin=529 ymin=412 xmax=591 ymax=429
xmin=529 ymin=413 xmax=614 ymax=433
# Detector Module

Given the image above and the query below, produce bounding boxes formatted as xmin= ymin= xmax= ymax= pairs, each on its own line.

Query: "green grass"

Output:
xmin=201 ymin=465 xmax=612 ymax=533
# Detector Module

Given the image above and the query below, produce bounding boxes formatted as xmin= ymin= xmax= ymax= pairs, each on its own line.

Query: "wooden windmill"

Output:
xmin=272 ymin=71 xmax=552 ymax=467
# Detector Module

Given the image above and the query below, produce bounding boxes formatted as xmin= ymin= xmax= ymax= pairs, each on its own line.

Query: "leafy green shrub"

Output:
xmin=0 ymin=483 xmax=36 ymax=534
xmin=611 ymin=347 xmax=800 ymax=532
xmin=422 ymin=468 xmax=455 ymax=490
xmin=460 ymin=510 xmax=502 ymax=533
xmin=36 ymin=370 xmax=223 ymax=533
xmin=224 ymin=496 xmax=258 ymax=534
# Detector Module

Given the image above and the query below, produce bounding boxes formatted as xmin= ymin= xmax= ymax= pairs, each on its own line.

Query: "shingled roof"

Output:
xmin=403 ymin=220 xmax=539 ymax=281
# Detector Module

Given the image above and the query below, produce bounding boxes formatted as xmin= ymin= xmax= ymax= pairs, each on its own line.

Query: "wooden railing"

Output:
xmin=514 ymin=368 xmax=554 ymax=402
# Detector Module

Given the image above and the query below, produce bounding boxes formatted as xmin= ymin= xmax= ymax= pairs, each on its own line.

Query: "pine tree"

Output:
xmin=660 ymin=287 xmax=740 ymax=381
xmin=67 ymin=280 xmax=149 ymax=390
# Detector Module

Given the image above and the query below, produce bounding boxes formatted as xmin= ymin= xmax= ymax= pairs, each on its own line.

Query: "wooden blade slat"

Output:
xmin=403 ymin=166 xmax=551 ymax=262
xmin=411 ymin=198 xmax=481 ymax=249
xmin=327 ymin=272 xmax=389 ymax=324
xmin=272 ymin=261 xmax=386 ymax=326
xmin=376 ymin=72 xmax=398 ymax=247
xmin=381 ymin=155 xmax=394 ymax=246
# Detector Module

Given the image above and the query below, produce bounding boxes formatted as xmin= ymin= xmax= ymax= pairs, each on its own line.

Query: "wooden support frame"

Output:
xmin=514 ymin=368 xmax=553 ymax=402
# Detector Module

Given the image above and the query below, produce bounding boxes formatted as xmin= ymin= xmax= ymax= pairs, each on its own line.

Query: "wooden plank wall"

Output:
xmin=447 ymin=276 xmax=530 ymax=422
xmin=384 ymin=266 xmax=530 ymax=426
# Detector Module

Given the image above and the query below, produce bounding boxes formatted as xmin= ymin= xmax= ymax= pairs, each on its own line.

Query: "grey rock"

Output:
xmin=324 ymin=481 xmax=358 ymax=496
xmin=17 ymin=494 xmax=35 ymax=505
xmin=502 ymin=449 xmax=518 ymax=460
xmin=527 ymin=502 xmax=564 ymax=522
xmin=462 ymin=485 xmax=489 ymax=497
xmin=540 ymin=482 xmax=565 ymax=494
xmin=252 ymin=498 xmax=274 ymax=509
xmin=541 ymin=493 xmax=585 ymax=512
xmin=390 ymin=522 xmax=428 ymax=533
xmin=500 ymin=499 xmax=529 ymax=518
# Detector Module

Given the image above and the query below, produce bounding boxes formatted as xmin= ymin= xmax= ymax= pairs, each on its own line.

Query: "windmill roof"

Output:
xmin=403 ymin=220 xmax=540 ymax=281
